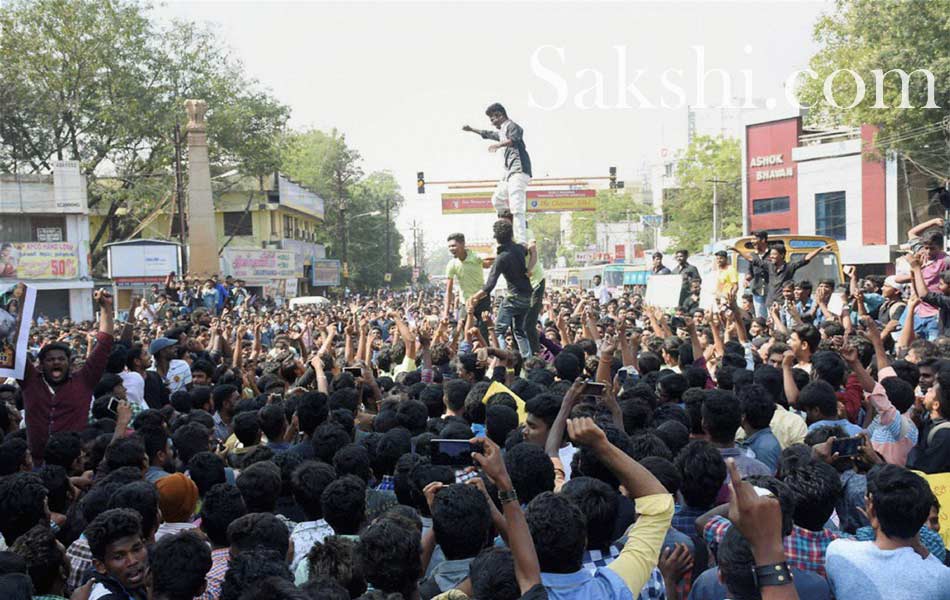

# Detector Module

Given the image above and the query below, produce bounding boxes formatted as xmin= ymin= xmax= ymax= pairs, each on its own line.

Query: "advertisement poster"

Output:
xmin=0 ymin=282 xmax=36 ymax=379
xmin=442 ymin=189 xmax=596 ymax=214
xmin=223 ymin=249 xmax=295 ymax=279
xmin=1 ymin=242 xmax=79 ymax=279
xmin=311 ymin=259 xmax=341 ymax=287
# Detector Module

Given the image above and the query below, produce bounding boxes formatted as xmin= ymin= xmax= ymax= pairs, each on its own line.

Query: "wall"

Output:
xmin=746 ymin=117 xmax=800 ymax=233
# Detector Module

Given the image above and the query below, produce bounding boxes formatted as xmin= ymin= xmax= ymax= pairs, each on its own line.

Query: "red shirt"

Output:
xmin=836 ymin=373 xmax=864 ymax=424
xmin=20 ymin=332 xmax=113 ymax=462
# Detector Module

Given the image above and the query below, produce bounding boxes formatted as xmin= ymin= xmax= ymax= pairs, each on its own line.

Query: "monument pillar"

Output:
xmin=183 ymin=99 xmax=218 ymax=277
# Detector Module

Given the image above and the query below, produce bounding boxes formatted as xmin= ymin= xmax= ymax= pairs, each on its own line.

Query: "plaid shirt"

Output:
xmin=197 ymin=547 xmax=231 ymax=600
xmin=704 ymin=515 xmax=852 ymax=576
xmin=583 ymin=543 xmax=666 ymax=600
xmin=65 ymin=535 xmax=93 ymax=596
xmin=671 ymin=504 xmax=707 ymax=538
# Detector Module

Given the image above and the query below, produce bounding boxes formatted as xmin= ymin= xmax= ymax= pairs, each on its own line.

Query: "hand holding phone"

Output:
xmin=430 ymin=439 xmax=484 ymax=467
xmin=831 ymin=436 xmax=863 ymax=458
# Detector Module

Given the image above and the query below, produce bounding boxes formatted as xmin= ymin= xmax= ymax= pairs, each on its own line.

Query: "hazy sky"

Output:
xmin=157 ymin=0 xmax=831 ymax=257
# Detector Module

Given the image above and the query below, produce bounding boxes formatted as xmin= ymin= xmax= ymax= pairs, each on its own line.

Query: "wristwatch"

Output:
xmin=498 ymin=488 xmax=519 ymax=505
xmin=752 ymin=562 xmax=793 ymax=587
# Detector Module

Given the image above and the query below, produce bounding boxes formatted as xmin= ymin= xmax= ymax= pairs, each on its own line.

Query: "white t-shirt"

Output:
xmin=150 ymin=359 xmax=191 ymax=393
xmin=119 ymin=371 xmax=147 ymax=411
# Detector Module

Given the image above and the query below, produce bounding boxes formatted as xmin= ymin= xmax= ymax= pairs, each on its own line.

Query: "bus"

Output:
xmin=724 ymin=234 xmax=844 ymax=293
xmin=548 ymin=263 xmax=645 ymax=295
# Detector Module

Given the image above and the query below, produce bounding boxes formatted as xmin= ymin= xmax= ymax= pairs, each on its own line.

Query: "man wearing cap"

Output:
xmin=149 ymin=337 xmax=191 ymax=394
xmin=878 ymin=275 xmax=907 ymax=339
xmin=19 ymin=289 xmax=114 ymax=463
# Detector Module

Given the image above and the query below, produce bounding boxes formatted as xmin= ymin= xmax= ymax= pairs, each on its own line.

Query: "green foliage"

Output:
xmin=527 ymin=213 xmax=562 ymax=268
xmin=797 ymin=0 xmax=950 ymax=173
xmin=282 ymin=130 xmax=406 ymax=290
xmin=663 ymin=135 xmax=741 ymax=252
xmin=569 ymin=189 xmax=654 ymax=250
xmin=0 ymin=0 xmax=289 ymax=268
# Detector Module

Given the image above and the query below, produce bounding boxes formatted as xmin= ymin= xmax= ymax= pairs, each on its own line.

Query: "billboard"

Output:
xmin=441 ymin=189 xmax=596 ymax=214
xmin=222 ymin=249 xmax=296 ymax=280
xmin=0 ymin=282 xmax=36 ymax=379
xmin=108 ymin=242 xmax=181 ymax=279
xmin=311 ymin=258 xmax=341 ymax=287
xmin=0 ymin=242 xmax=79 ymax=279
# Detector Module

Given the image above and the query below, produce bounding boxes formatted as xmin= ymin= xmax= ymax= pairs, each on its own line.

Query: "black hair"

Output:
xmin=296 ymin=392 xmax=329 ymax=436
xmin=717 ymin=527 xmax=758 ymax=600
xmin=43 ymin=432 xmax=81 ymax=472
xmin=187 ymin=452 xmax=226 ymax=498
xmin=654 ymin=420 xmax=690 ymax=458
xmin=701 ymin=389 xmax=741 ymax=443
xmin=674 ymin=440 xmax=727 ymax=509
xmin=312 ymin=423 xmax=352 ymax=463
xmin=304 ymin=535 xmax=366 ymax=597
xmin=658 ymin=372 xmax=688 ymax=403
xmin=333 ymin=443 xmax=372 ymax=483
xmin=737 ymin=383 xmax=775 ymax=430
xmin=36 ymin=465 xmax=69 ymax=515
xmin=867 ymin=465 xmax=935 ymax=539
xmin=259 ymin=404 xmax=287 ymax=442
xmin=232 ymin=411 xmax=261 ymax=447
xmin=504 ymin=442 xmax=555 ymax=503
xmin=639 ymin=456 xmax=682 ymax=495
xmin=745 ymin=475 xmax=795 ymax=537
xmin=220 ymin=549 xmax=293 ymax=600
xmin=374 ymin=427 xmax=411 ymax=478
xmin=212 ymin=384 xmax=239 ymax=414
xmin=891 ymin=360 xmax=921 ymax=390
xmin=357 ymin=519 xmax=421 ymax=598
xmin=554 ymin=352 xmax=582 ymax=381
xmin=228 ymin=512 xmax=290 ymax=556
xmin=571 ymin=425 xmax=633 ymax=490
xmin=470 ymin=546 xmax=519 ymax=600
xmin=781 ymin=460 xmax=842 ymax=531
xmin=812 ymin=351 xmax=846 ymax=388
xmin=628 ymin=433 xmax=672 ymax=462
xmin=9 ymin=524 xmax=67 ymax=595
xmin=108 ymin=481 xmax=159 ymax=539
xmin=792 ymin=324 xmax=820 ymax=354
xmin=797 ymin=381 xmax=838 ymax=419
xmin=880 ymin=377 xmax=915 ymax=414
xmin=432 ymin=483 xmax=492 ymax=560
xmin=172 ymin=423 xmax=211 ymax=466
xmin=193 ymin=482 xmax=243 ymax=547
xmin=443 ymin=379 xmax=471 ymax=413
xmin=236 ymin=461 xmax=281 ymax=513
xmin=329 ymin=388 xmax=360 ymax=416
xmin=151 ymin=530 xmax=213 ymax=598
xmin=486 ymin=405 xmax=519 ymax=447
xmin=752 ymin=365 xmax=784 ymax=406
xmin=526 ymin=492 xmax=586 ymax=573
xmin=0 ymin=438 xmax=30 ymax=476
xmin=85 ymin=508 xmax=143 ymax=561
xmin=418 ymin=384 xmax=444 ymax=419
xmin=291 ymin=460 xmax=337 ymax=522
xmin=560 ymin=477 xmax=618 ymax=552
xmin=321 ymin=475 xmax=366 ymax=536
xmin=395 ymin=400 xmax=428 ymax=436
xmin=619 ymin=398 xmax=652 ymax=435
xmin=0 ymin=473 xmax=47 ymax=546
xmin=485 ymin=102 xmax=507 ymax=117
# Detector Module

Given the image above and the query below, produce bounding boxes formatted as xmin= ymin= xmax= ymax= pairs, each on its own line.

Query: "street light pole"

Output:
xmin=385 ymin=195 xmax=391 ymax=283
xmin=707 ymin=179 xmax=729 ymax=245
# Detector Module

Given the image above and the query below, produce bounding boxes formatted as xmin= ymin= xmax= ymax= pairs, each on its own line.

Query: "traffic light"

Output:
xmin=417 ymin=171 xmax=425 ymax=194
xmin=609 ymin=166 xmax=617 ymax=189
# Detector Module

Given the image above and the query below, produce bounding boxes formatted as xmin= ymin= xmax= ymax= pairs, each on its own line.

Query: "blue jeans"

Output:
xmin=496 ymin=294 xmax=532 ymax=358
xmin=752 ymin=294 xmax=768 ymax=319
xmin=901 ymin=311 xmax=940 ymax=341
xmin=524 ymin=280 xmax=546 ymax=355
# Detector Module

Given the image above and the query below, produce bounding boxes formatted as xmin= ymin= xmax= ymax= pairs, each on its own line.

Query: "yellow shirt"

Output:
xmin=607 ymin=493 xmax=675 ymax=593
xmin=445 ymin=250 xmax=485 ymax=301
xmin=716 ymin=266 xmax=739 ymax=295
xmin=736 ymin=404 xmax=807 ymax=448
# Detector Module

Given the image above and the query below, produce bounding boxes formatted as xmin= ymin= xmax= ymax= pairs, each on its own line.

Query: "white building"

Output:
xmin=0 ymin=162 xmax=94 ymax=320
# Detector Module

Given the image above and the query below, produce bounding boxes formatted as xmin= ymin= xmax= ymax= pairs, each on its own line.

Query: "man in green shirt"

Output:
xmin=445 ymin=233 xmax=491 ymax=340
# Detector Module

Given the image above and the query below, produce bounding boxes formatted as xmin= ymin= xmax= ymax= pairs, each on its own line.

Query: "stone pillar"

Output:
xmin=183 ymin=99 xmax=219 ymax=277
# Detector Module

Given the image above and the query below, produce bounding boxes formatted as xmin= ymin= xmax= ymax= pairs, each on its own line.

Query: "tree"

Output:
xmin=0 ymin=0 xmax=289 ymax=269
xmin=282 ymin=130 xmax=408 ymax=290
xmin=569 ymin=189 xmax=654 ymax=252
xmin=797 ymin=0 xmax=950 ymax=176
xmin=664 ymin=135 xmax=741 ymax=252
xmin=527 ymin=213 xmax=562 ymax=268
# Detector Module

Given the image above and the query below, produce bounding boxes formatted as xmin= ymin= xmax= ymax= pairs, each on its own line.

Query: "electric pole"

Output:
xmin=385 ymin=194 xmax=391 ymax=282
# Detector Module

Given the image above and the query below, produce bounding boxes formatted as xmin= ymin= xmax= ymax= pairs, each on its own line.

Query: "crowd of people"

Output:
xmin=0 ymin=103 xmax=948 ymax=600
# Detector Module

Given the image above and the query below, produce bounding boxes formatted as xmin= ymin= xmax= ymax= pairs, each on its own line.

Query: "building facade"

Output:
xmin=0 ymin=161 xmax=94 ymax=320
xmin=742 ymin=111 xmax=914 ymax=272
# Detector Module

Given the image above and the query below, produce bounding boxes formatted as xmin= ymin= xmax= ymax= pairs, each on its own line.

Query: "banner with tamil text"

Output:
xmin=441 ymin=189 xmax=596 ymax=214
xmin=0 ymin=242 xmax=79 ymax=279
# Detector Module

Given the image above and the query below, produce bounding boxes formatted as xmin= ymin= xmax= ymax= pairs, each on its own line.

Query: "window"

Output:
xmin=0 ymin=215 xmax=66 ymax=242
xmin=283 ymin=215 xmax=293 ymax=238
xmin=764 ymin=228 xmax=791 ymax=235
xmin=815 ymin=191 xmax=846 ymax=240
xmin=752 ymin=196 xmax=790 ymax=215
xmin=223 ymin=212 xmax=252 ymax=236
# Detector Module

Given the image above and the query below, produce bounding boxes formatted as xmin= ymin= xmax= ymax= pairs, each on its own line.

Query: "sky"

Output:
xmin=156 ymin=0 xmax=832 ymax=259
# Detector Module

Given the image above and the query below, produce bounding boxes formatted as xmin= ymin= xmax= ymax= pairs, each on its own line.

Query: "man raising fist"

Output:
xmin=19 ymin=289 xmax=115 ymax=463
